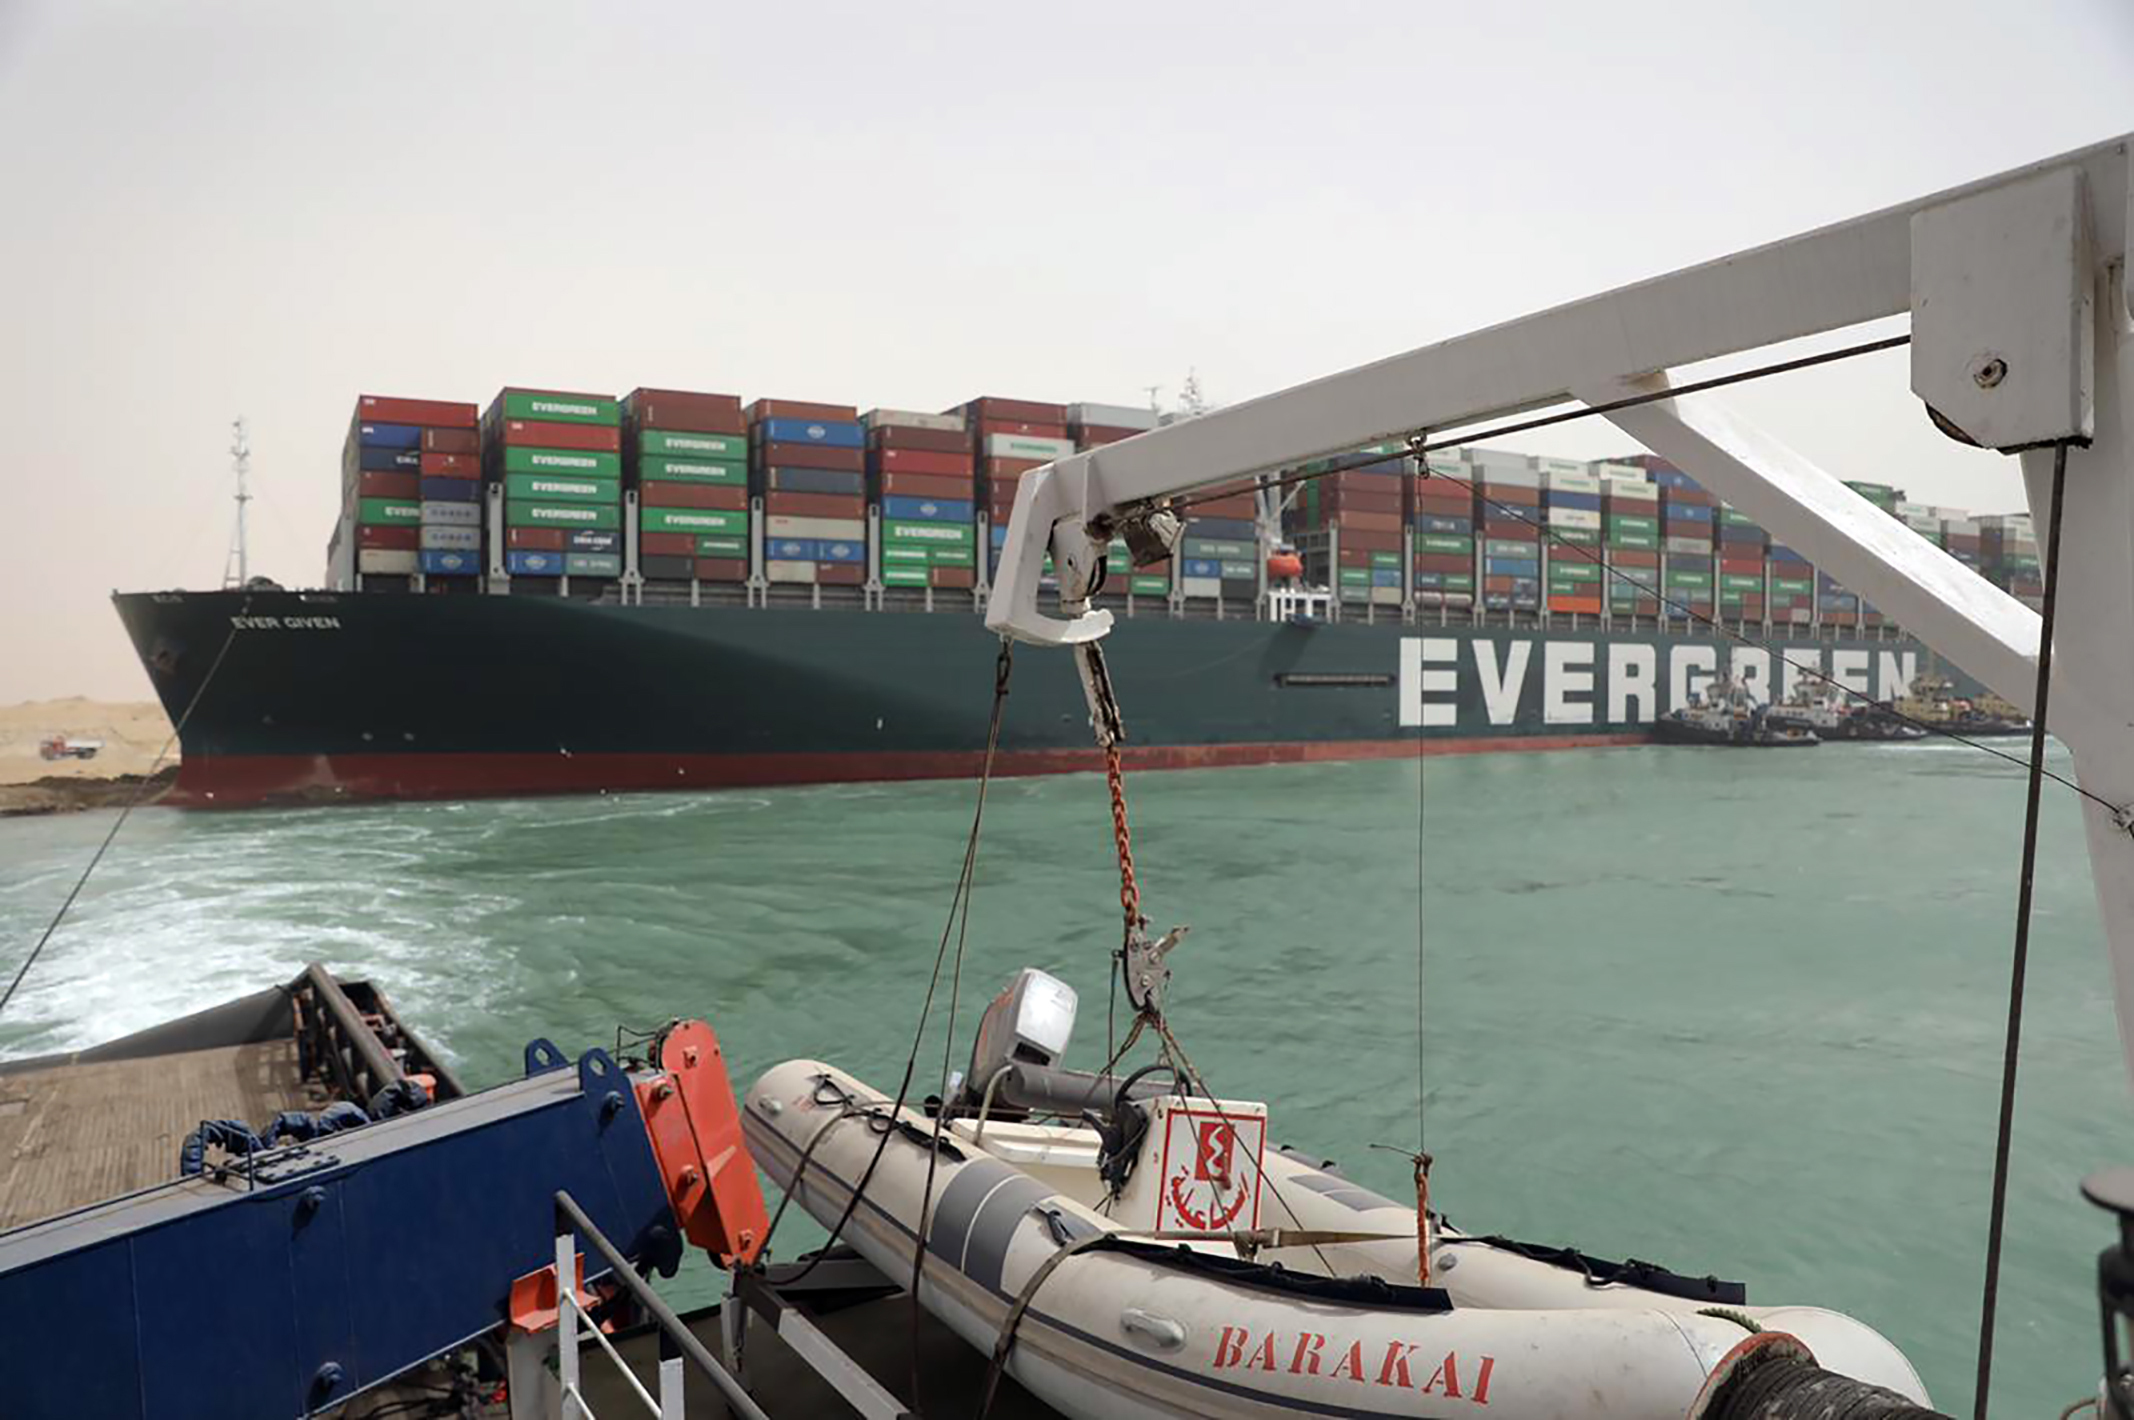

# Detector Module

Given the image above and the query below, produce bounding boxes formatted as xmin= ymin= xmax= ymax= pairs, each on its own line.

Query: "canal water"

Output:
xmin=0 ymin=739 xmax=2120 ymax=1415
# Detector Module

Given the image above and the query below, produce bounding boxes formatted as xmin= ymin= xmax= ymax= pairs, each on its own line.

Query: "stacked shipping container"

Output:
xmin=1981 ymin=513 xmax=2042 ymax=602
xmin=624 ymin=389 xmax=750 ymax=585
xmin=972 ymin=398 xmax=1072 ymax=595
xmin=1472 ymin=450 xmax=1542 ymax=612
xmin=750 ymin=399 xmax=867 ymax=589
xmin=1295 ymin=445 xmax=1404 ymax=607
xmin=1538 ymin=460 xmax=1603 ymax=613
xmin=484 ymin=389 xmax=623 ymax=588
xmin=1647 ymin=464 xmax=1716 ymax=621
xmin=1599 ymin=464 xmax=1660 ymax=615
xmin=1716 ymin=504 xmax=1768 ymax=622
xmin=343 ymin=395 xmax=483 ymax=586
xmin=867 ymin=408 xmax=974 ymax=591
xmin=1410 ymin=452 xmax=1477 ymax=608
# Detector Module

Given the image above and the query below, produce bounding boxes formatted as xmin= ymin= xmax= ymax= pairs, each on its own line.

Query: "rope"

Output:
xmin=1104 ymin=743 xmax=1144 ymax=944
xmin=1416 ymin=680 xmax=1427 ymax=1155
xmin=910 ymin=639 xmax=1012 ymax=1414
xmin=1972 ymin=440 xmax=2072 ymax=1420
xmin=1 ymin=598 xmax=250 ymax=1020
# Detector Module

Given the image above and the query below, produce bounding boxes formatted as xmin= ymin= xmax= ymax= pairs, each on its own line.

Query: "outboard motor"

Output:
xmin=960 ymin=968 xmax=1079 ymax=1107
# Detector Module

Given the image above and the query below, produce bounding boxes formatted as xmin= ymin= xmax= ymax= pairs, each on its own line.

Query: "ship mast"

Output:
xmin=222 ymin=417 xmax=251 ymax=589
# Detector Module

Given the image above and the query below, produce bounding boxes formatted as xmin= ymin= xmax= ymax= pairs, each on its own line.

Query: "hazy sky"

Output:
xmin=1 ymin=1 xmax=2129 ymax=701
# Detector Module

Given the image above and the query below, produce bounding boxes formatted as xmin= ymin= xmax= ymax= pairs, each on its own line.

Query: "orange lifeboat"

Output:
xmin=1266 ymin=550 xmax=1303 ymax=580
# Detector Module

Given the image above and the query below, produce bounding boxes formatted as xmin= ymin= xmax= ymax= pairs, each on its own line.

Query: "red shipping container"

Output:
xmin=1549 ymin=596 xmax=1604 ymax=614
xmin=1611 ymin=549 xmax=1661 ymax=568
xmin=1336 ymin=547 xmax=1374 ymax=568
xmin=880 ymin=472 xmax=978 ymax=499
xmin=642 ymin=481 xmax=747 ymax=510
xmin=874 ymin=448 xmax=974 ymax=478
xmin=931 ymin=566 xmax=977 ymax=590
xmin=1187 ymin=496 xmax=1256 ymax=518
xmin=1478 ymin=483 xmax=1540 ymax=504
xmin=626 ymin=388 xmax=745 ymax=434
xmin=954 ymin=396 xmax=1068 ymax=425
xmin=357 ymin=471 xmax=418 ymax=500
xmin=816 ymin=563 xmax=865 ymax=586
xmin=1664 ymin=522 xmax=1714 ymax=541
xmin=1413 ymin=552 xmax=1473 ymax=574
xmin=1075 ymin=423 xmax=1147 ymax=445
xmin=359 ymin=395 xmax=477 ymax=428
xmin=1718 ymin=556 xmax=1764 ymax=575
xmin=1339 ymin=527 xmax=1403 ymax=552
xmin=1661 ymin=487 xmax=1715 ymax=506
xmin=508 ymin=528 xmax=567 ymax=550
xmin=422 ymin=428 xmax=481 ymax=454
xmin=695 ymin=557 xmax=748 ymax=582
xmin=501 ymin=419 xmax=622 ymax=453
xmin=1323 ymin=490 xmax=1404 ymax=516
xmin=871 ymin=425 xmax=969 ymax=454
xmin=1483 ymin=518 xmax=1541 ymax=538
xmin=765 ymin=491 xmax=865 ymax=519
xmin=758 ymin=442 xmax=863 ymax=473
xmin=641 ymin=532 xmax=698 ymax=556
xmin=976 ymin=418 xmax=1070 ymax=440
xmin=357 ymin=525 xmax=418 ymax=550
xmin=747 ymin=398 xmax=858 ymax=422
xmin=985 ymin=457 xmax=1046 ymax=479
xmin=419 ymin=452 xmax=479 ymax=477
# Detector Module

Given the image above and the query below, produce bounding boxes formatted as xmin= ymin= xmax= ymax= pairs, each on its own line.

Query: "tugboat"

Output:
xmin=1765 ymin=685 xmax=1928 ymax=742
xmin=1651 ymin=675 xmax=1820 ymax=747
xmin=1891 ymin=673 xmax=2032 ymax=737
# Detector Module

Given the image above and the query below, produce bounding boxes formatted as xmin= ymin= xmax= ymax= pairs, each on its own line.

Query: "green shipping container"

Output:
xmin=933 ymin=548 xmax=976 ymax=568
xmin=1417 ymin=534 xmax=1473 ymax=555
xmin=1719 ymin=508 xmax=1762 ymax=528
xmin=641 ymin=456 xmax=746 ymax=485
xmin=1369 ymin=551 xmax=1403 ymax=568
xmin=1552 ymin=528 xmax=1600 ymax=546
xmin=882 ymin=566 xmax=930 ymax=587
xmin=1720 ymin=573 xmax=1764 ymax=592
xmin=358 ymin=498 xmax=421 ymax=525
xmin=505 ymin=473 xmax=613 ymax=504
xmin=1338 ymin=568 xmax=1371 ymax=586
xmin=502 ymin=392 xmax=619 ymax=426
xmin=1219 ymin=560 xmax=1257 ymax=579
xmin=642 ymin=430 xmax=746 ymax=460
xmin=508 ymin=502 xmax=622 ymax=530
xmin=1182 ymin=538 xmax=1254 ymax=559
xmin=641 ymin=507 xmax=744 ymax=535
xmin=1664 ymin=570 xmax=1712 ymax=588
xmin=1130 ymin=575 xmax=1171 ymax=596
xmin=884 ymin=521 xmax=972 ymax=546
xmin=881 ymin=544 xmax=930 ymax=565
xmin=1607 ymin=532 xmax=1659 ymax=549
xmin=565 ymin=552 xmax=622 ymax=577
xmin=1435 ymin=574 xmax=1475 ymax=590
xmin=695 ymin=535 xmax=749 ymax=558
xmin=503 ymin=447 xmax=621 ymax=478
xmin=1771 ymin=577 xmax=1814 ymax=593
xmin=1550 ymin=561 xmax=1601 ymax=583
xmin=1483 ymin=539 xmax=1534 ymax=558
xmin=1608 ymin=514 xmax=1658 ymax=533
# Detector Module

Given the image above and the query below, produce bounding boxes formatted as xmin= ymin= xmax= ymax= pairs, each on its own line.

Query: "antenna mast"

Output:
xmin=223 ymin=417 xmax=251 ymax=589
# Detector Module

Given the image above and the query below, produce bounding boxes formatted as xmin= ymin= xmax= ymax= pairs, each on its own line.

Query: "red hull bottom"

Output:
xmin=164 ymin=734 xmax=1649 ymax=808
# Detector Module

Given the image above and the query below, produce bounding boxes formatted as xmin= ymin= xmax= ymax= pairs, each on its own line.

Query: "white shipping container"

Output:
xmin=1980 ymin=512 xmax=2034 ymax=530
xmin=1423 ymin=454 xmax=1467 ymax=477
xmin=1602 ymin=478 xmax=1660 ymax=502
xmin=1180 ymin=576 xmax=1222 ymax=599
xmin=1665 ymin=535 xmax=1715 ymax=556
xmin=766 ymin=560 xmax=818 ymax=585
xmin=1534 ymin=457 xmax=1587 ymax=478
xmin=1546 ymin=508 xmax=1602 ymax=529
xmin=1592 ymin=462 xmax=1644 ymax=480
xmin=1477 ymin=467 xmax=1543 ymax=490
xmin=1894 ymin=501 xmax=1933 ymax=522
xmin=1542 ymin=470 xmax=1602 ymax=493
xmin=1468 ymin=448 xmax=1531 ymax=471
xmin=420 ymin=525 xmax=480 ymax=551
xmin=863 ymin=408 xmax=966 ymax=433
xmin=421 ymin=501 xmax=483 ymax=527
xmin=1929 ymin=505 xmax=1970 ymax=522
xmin=1067 ymin=402 xmax=1160 ymax=431
xmin=358 ymin=549 xmax=418 ymax=575
xmin=1941 ymin=517 xmax=1980 ymax=535
xmin=1370 ymin=585 xmax=1403 ymax=606
xmin=766 ymin=515 xmax=868 ymax=541
xmin=985 ymin=433 xmax=1075 ymax=461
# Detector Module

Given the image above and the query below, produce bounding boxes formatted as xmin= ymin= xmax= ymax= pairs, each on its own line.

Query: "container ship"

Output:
xmin=115 ymin=388 xmax=2023 ymax=808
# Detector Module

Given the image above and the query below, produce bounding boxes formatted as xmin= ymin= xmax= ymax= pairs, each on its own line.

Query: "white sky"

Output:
xmin=1 ymin=0 xmax=2129 ymax=701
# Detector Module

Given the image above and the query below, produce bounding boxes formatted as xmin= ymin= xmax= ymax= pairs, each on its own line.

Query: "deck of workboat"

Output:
xmin=0 ymin=1038 xmax=318 ymax=1232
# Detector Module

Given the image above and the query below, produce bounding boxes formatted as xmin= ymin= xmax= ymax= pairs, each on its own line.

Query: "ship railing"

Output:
xmin=550 ymin=1192 xmax=910 ymax=1420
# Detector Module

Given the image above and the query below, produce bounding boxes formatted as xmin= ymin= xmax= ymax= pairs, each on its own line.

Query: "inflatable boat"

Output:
xmin=743 ymin=969 xmax=1933 ymax=1419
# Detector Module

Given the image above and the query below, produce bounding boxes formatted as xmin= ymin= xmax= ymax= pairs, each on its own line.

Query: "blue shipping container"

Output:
xmin=756 ymin=417 xmax=865 ymax=449
xmin=1484 ymin=556 xmax=1541 ymax=576
xmin=420 ymin=549 xmax=479 ymax=575
xmin=1542 ymin=490 xmax=1601 ymax=511
xmin=882 ymin=495 xmax=974 ymax=523
xmin=769 ymin=538 xmax=820 ymax=562
xmin=357 ymin=422 xmax=423 ymax=450
xmin=359 ymin=445 xmax=421 ymax=472
xmin=765 ymin=468 xmax=866 ymax=496
xmin=1415 ymin=514 xmax=1473 ymax=534
xmin=568 ymin=530 xmax=620 ymax=553
xmin=819 ymin=540 xmax=864 ymax=564
xmin=420 ymin=476 xmax=480 ymax=502
xmin=1184 ymin=516 xmax=1255 ymax=540
xmin=1646 ymin=467 xmax=1701 ymax=491
xmin=1662 ymin=502 xmax=1714 ymax=523
xmin=1371 ymin=568 xmax=1401 ymax=587
xmin=1183 ymin=558 xmax=1221 ymax=578
xmin=506 ymin=550 xmax=563 ymax=576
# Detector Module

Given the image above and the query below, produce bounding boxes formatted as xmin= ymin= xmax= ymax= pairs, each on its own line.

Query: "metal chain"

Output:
xmin=1104 ymin=743 xmax=1145 ymax=942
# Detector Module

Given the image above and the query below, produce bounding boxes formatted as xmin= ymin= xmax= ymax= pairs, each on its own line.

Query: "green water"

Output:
xmin=0 ymin=741 xmax=2122 ymax=1415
